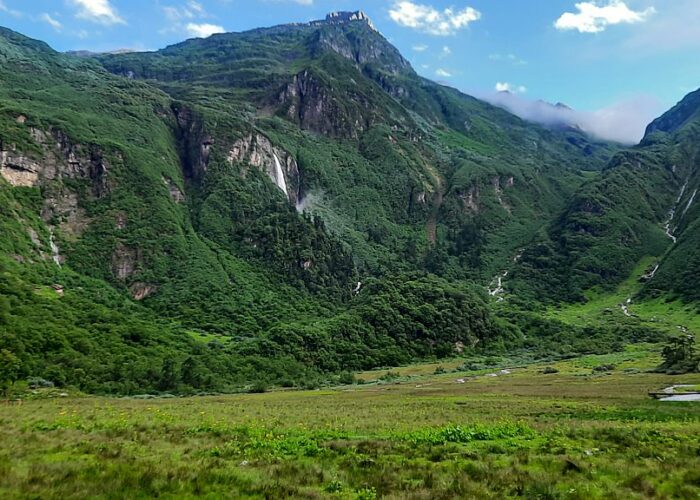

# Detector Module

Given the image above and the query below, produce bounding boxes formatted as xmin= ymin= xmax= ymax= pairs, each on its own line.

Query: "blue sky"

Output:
xmin=2 ymin=0 xmax=700 ymax=142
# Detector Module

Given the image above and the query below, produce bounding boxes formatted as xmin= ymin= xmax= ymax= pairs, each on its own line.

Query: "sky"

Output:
xmin=1 ymin=0 xmax=700 ymax=143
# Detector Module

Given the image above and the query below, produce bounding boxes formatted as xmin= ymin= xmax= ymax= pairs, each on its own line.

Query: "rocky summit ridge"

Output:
xmin=312 ymin=11 xmax=376 ymax=31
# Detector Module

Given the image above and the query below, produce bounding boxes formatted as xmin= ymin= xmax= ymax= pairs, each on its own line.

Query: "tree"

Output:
xmin=158 ymin=357 xmax=179 ymax=392
xmin=0 ymin=296 xmax=9 ymax=324
xmin=661 ymin=335 xmax=699 ymax=373
xmin=0 ymin=349 xmax=21 ymax=400
xmin=180 ymin=356 xmax=205 ymax=388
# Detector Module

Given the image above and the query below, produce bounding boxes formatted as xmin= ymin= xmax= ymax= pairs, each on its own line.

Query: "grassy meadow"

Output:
xmin=2 ymin=347 xmax=700 ymax=499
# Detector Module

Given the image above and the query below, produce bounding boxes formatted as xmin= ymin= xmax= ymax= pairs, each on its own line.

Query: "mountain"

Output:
xmin=0 ymin=13 xmax=689 ymax=394
xmin=96 ymin=11 xmax=614 ymax=279
xmin=510 ymin=89 xmax=700 ymax=304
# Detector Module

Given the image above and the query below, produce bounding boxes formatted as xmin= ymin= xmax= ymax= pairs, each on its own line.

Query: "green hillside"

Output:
xmin=510 ymin=89 xmax=700 ymax=305
xmin=0 ymin=12 xmax=697 ymax=395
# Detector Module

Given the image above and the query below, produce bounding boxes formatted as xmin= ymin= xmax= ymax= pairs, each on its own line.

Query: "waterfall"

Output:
xmin=664 ymin=181 xmax=689 ymax=243
xmin=620 ymin=298 xmax=632 ymax=317
xmin=272 ymin=153 xmax=289 ymax=199
xmin=488 ymin=271 xmax=508 ymax=298
xmin=676 ymin=181 xmax=688 ymax=203
xmin=49 ymin=228 xmax=61 ymax=267
xmin=682 ymin=189 xmax=697 ymax=218
xmin=648 ymin=264 xmax=659 ymax=279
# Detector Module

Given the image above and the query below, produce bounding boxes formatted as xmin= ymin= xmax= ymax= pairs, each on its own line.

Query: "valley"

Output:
xmin=0 ymin=6 xmax=699 ymax=497
xmin=0 ymin=9 xmax=697 ymax=390
xmin=2 ymin=351 xmax=699 ymax=499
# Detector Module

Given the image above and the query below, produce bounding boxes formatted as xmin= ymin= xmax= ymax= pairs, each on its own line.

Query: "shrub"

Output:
xmin=324 ymin=480 xmax=344 ymax=493
xmin=379 ymin=371 xmax=401 ymax=381
xmin=248 ymin=382 xmax=268 ymax=394
xmin=592 ymin=364 xmax=616 ymax=373
xmin=338 ymin=371 xmax=356 ymax=385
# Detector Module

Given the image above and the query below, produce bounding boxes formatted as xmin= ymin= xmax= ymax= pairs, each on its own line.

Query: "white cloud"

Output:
xmin=389 ymin=1 xmax=481 ymax=36
xmin=161 ymin=1 xmax=216 ymax=36
xmin=495 ymin=82 xmax=527 ymax=94
xmin=435 ymin=68 xmax=452 ymax=77
xmin=40 ymin=13 xmax=62 ymax=31
xmin=163 ymin=1 xmax=207 ymax=21
xmin=555 ymin=1 xmax=655 ymax=34
xmin=489 ymin=53 xmax=527 ymax=65
xmin=442 ymin=46 xmax=451 ymax=55
xmin=623 ymin=0 xmax=700 ymax=52
xmin=69 ymin=0 xmax=125 ymax=25
xmin=163 ymin=6 xmax=192 ymax=21
xmin=412 ymin=44 xmax=428 ymax=52
xmin=186 ymin=22 xmax=225 ymax=38
xmin=481 ymin=90 xmax=662 ymax=144
xmin=187 ymin=1 xmax=204 ymax=15
xmin=0 ymin=0 xmax=22 ymax=17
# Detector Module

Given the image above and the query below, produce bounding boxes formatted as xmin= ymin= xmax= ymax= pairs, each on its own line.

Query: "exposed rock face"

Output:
xmin=1 ymin=128 xmax=111 ymax=240
xmin=457 ymin=176 xmax=515 ymax=215
xmin=115 ymin=213 xmax=128 ymax=230
xmin=2 ymin=127 xmax=117 ymax=267
xmin=0 ymin=151 xmax=41 ymax=186
xmin=279 ymin=70 xmax=375 ymax=139
xmin=163 ymin=176 xmax=185 ymax=203
xmin=24 ymin=128 xmax=111 ymax=188
xmin=42 ymin=190 xmax=89 ymax=240
xmin=112 ymin=243 xmax=141 ymax=281
xmin=320 ymin=11 xmax=376 ymax=31
xmin=27 ymin=228 xmax=42 ymax=247
xmin=309 ymin=11 xmax=411 ymax=76
xmin=227 ymin=133 xmax=300 ymax=203
xmin=492 ymin=177 xmax=511 ymax=213
xmin=130 ymin=282 xmax=157 ymax=301
xmin=459 ymin=186 xmax=480 ymax=213
xmin=171 ymin=103 xmax=209 ymax=181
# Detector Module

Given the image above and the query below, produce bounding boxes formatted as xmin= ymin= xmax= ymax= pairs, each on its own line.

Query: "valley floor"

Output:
xmin=2 ymin=347 xmax=700 ymax=499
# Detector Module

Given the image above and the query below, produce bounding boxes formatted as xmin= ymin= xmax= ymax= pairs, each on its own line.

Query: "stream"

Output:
xmin=620 ymin=180 xmax=690 ymax=316
xmin=659 ymin=385 xmax=700 ymax=402
xmin=487 ymin=250 xmax=523 ymax=301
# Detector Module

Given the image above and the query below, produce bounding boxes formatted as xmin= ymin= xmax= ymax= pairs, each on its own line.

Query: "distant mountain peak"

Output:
xmin=313 ymin=11 xmax=376 ymax=31
xmin=644 ymin=87 xmax=700 ymax=138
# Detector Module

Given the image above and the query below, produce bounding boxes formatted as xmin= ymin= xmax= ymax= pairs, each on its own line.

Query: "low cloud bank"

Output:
xmin=479 ymin=91 xmax=662 ymax=145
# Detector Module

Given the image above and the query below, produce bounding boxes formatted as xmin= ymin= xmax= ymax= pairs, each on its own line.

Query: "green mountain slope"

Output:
xmin=98 ymin=12 xmax=612 ymax=283
xmin=0 ymin=16 xmax=528 ymax=393
xmin=510 ymin=88 xmax=700 ymax=305
xmin=1 ymin=11 xmax=687 ymax=395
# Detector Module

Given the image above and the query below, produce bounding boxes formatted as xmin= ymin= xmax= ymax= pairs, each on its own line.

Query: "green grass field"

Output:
xmin=546 ymin=255 xmax=700 ymax=336
xmin=2 ymin=348 xmax=700 ymax=499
